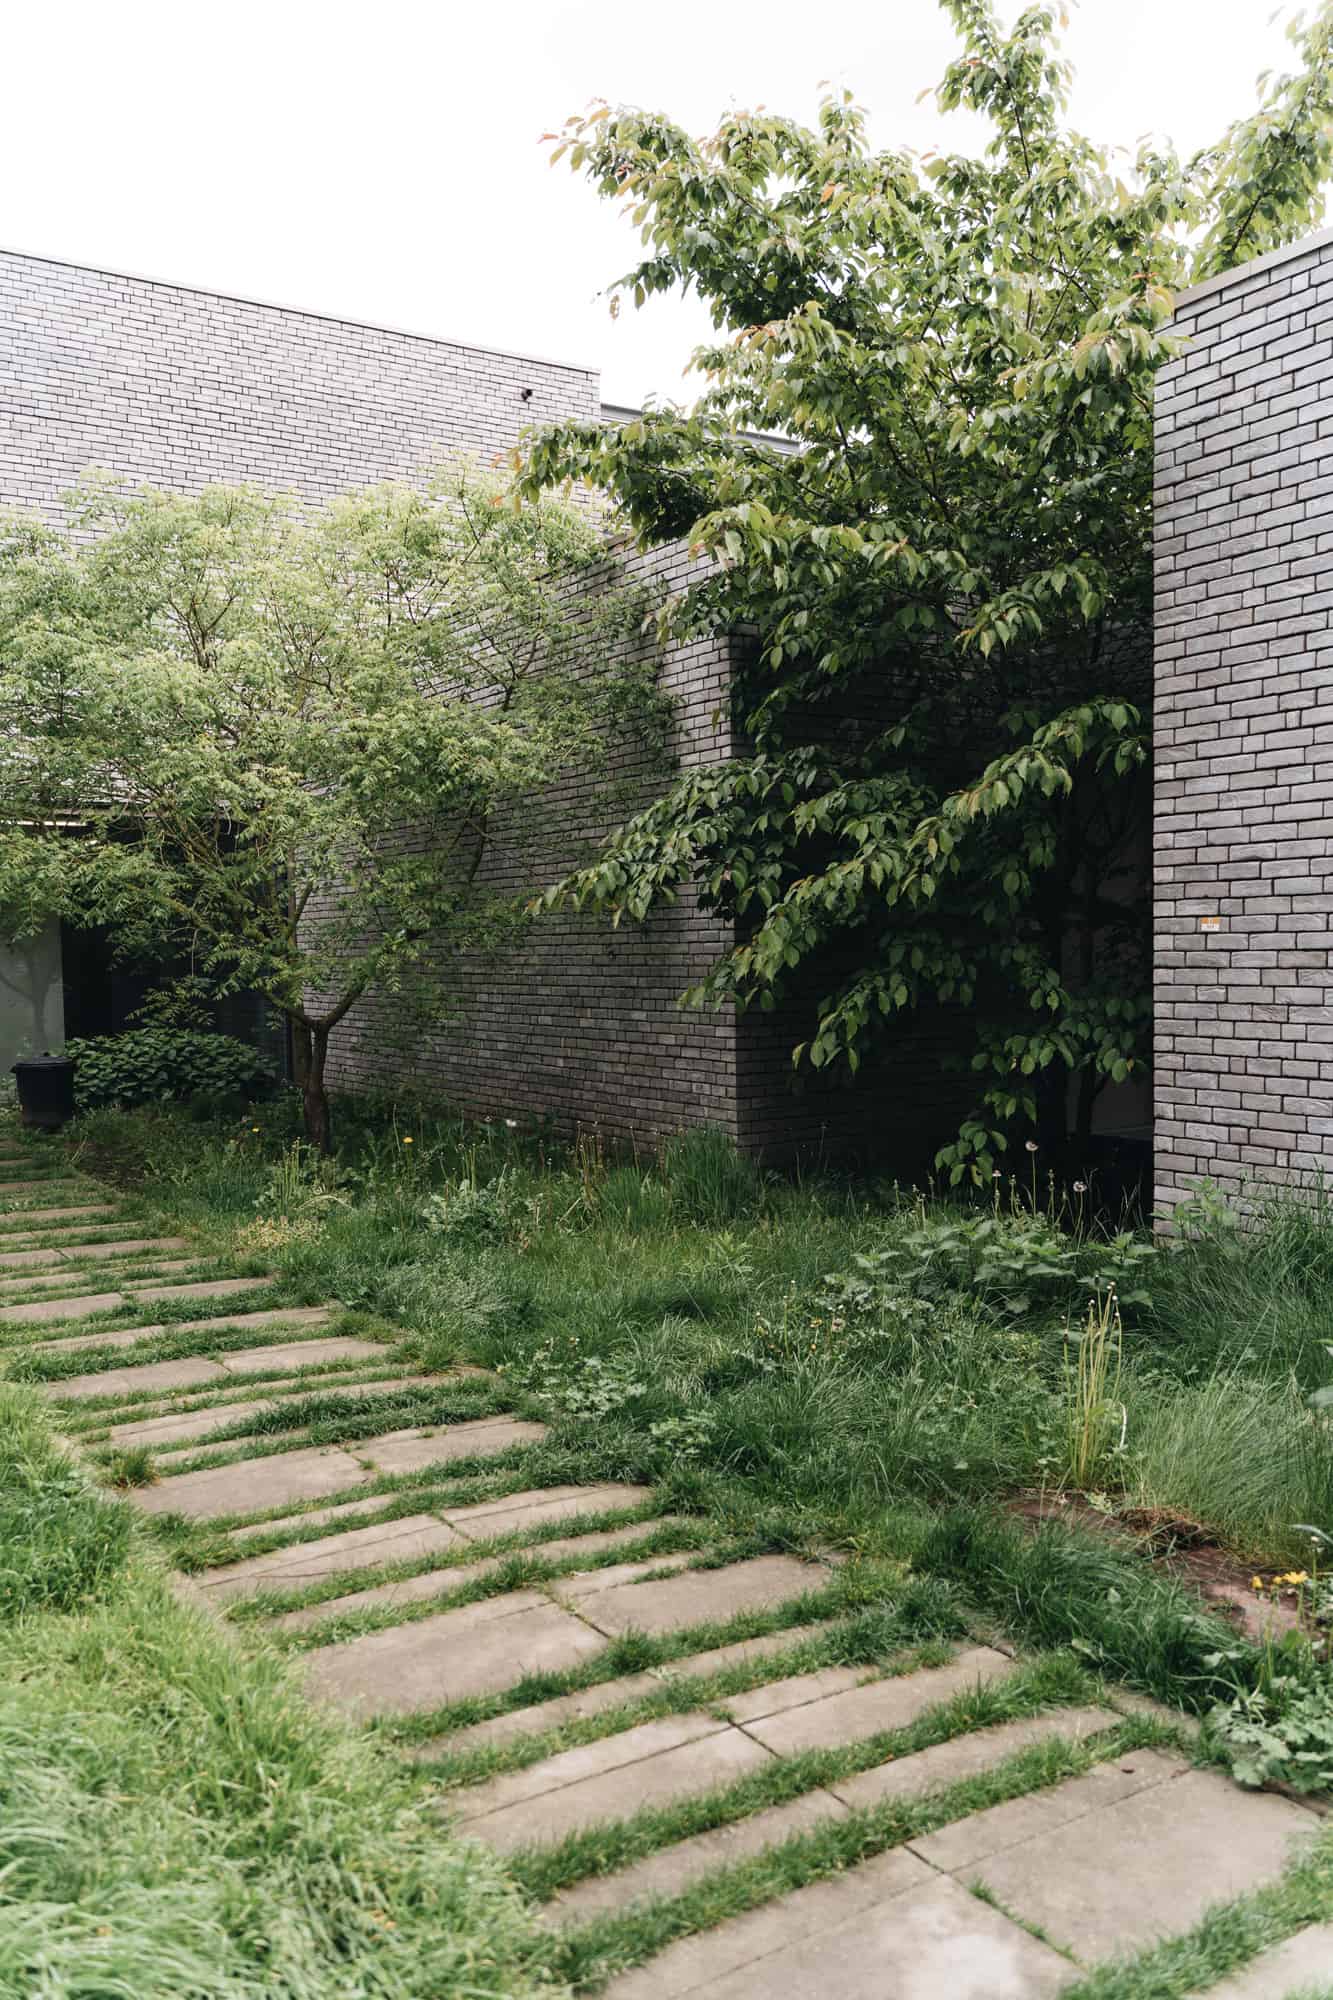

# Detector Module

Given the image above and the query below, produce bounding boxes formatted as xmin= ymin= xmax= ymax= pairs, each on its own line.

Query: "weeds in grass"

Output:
xmin=1063 ymin=1288 xmax=1126 ymax=1490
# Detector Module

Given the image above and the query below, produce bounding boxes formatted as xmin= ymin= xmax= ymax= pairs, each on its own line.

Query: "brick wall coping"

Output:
xmin=0 ymin=241 xmax=599 ymax=381
xmin=1174 ymin=222 xmax=1333 ymax=311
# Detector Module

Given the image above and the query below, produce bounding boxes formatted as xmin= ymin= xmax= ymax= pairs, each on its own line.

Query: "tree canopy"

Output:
xmin=0 ymin=470 xmax=658 ymax=1145
xmin=524 ymin=0 xmax=1333 ymax=1178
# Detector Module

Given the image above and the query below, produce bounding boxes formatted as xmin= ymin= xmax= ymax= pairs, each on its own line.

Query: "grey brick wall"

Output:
xmin=1154 ymin=226 xmax=1333 ymax=1210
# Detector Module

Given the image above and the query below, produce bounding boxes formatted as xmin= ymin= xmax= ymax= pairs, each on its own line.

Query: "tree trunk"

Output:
xmin=290 ymin=1017 xmax=333 ymax=1154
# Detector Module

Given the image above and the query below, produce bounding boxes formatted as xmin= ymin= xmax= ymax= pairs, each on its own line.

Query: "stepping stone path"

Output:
xmin=7 ymin=1129 xmax=1329 ymax=1999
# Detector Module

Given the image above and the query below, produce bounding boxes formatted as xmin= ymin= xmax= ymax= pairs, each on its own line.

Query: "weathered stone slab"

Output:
xmin=960 ymin=1757 xmax=1318 ymax=1963
xmin=353 ymin=1417 xmax=547 ymax=1473
xmin=109 ymin=1374 xmax=440 ymax=1449
xmin=202 ymin=1513 xmax=468 ymax=1599
xmin=1187 ymin=1924 xmax=1333 ymax=1999
xmin=563 ymin=1554 xmax=826 ymax=1638
xmin=133 ymin=1443 xmax=367 ymax=1520
xmin=43 ymin=1356 xmax=228 ymax=1400
xmin=744 ymin=1647 xmax=1012 ymax=1759
xmin=548 ymin=1789 xmax=849 ymax=1925
xmin=0 ymin=1290 xmax=125 ymax=1324
xmin=442 ymin=1483 xmax=653 ymax=1538
xmin=304 ymin=1590 xmax=605 ymax=1714
xmin=0 ymin=1246 xmax=65 ymax=1268
xmin=459 ymin=1714 xmax=774 ymax=1853
xmin=600 ymin=1852 xmax=1070 ymax=2000
xmin=829 ymin=1706 xmax=1119 ymax=1810
xmin=128 ymin=1276 xmax=271 ymax=1305
xmin=217 ymin=1336 xmax=387 ymax=1375
xmin=272 ymin=1521 xmax=683 ymax=1632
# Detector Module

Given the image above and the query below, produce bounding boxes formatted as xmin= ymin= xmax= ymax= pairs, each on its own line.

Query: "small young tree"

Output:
xmin=0 ymin=471 xmax=661 ymax=1147
xmin=524 ymin=0 xmax=1333 ymax=1179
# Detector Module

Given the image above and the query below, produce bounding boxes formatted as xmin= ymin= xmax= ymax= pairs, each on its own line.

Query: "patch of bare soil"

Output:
xmin=1007 ymin=1492 xmax=1305 ymax=1647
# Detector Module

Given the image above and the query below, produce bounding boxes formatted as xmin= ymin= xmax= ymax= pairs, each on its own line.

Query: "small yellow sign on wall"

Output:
xmin=1199 ymin=916 xmax=1222 ymax=932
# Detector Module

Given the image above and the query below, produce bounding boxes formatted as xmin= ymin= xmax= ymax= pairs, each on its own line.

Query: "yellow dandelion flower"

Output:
xmin=402 ymin=1136 xmax=413 ymax=1145
xmin=1251 ymin=1575 xmax=1265 ymax=1591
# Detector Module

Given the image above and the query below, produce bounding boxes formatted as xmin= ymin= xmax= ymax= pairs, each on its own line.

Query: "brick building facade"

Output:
xmin=0 ymin=246 xmax=887 ymax=1156
xmin=1154 ymin=227 xmax=1333 ymax=1209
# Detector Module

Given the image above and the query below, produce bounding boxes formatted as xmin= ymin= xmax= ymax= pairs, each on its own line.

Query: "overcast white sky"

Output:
xmin=1 ymin=0 xmax=1317 ymax=406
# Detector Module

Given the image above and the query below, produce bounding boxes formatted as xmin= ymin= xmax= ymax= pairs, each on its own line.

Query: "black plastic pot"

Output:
xmin=12 ymin=1052 xmax=76 ymax=1131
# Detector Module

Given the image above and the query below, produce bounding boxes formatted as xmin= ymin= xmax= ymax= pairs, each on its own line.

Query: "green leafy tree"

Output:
xmin=0 ymin=471 xmax=659 ymax=1148
xmin=525 ymin=0 xmax=1333 ymax=1179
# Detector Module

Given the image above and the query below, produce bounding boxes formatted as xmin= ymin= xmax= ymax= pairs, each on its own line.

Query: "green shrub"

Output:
xmin=67 ymin=1029 xmax=274 ymax=1110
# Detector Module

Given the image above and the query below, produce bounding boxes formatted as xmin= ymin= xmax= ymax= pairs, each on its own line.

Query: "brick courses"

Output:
xmin=1154 ymin=226 xmax=1333 ymax=1208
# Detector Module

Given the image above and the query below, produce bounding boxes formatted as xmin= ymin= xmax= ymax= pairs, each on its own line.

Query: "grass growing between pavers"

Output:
xmin=543 ymin=1716 xmax=1166 ymax=1993
xmin=13 ymin=1101 xmax=1333 ymax=1991
xmin=0 ymin=1381 xmax=564 ymax=2000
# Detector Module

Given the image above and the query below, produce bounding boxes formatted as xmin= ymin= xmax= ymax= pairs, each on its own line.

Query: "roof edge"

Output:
xmin=1175 ymin=223 xmax=1333 ymax=312
xmin=0 ymin=241 xmax=601 ymax=382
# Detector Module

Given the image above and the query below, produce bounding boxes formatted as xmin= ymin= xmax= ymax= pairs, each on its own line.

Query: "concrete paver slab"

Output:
xmin=548 ymin=1790 xmax=849 ymax=1925
xmin=1 ymin=1290 xmax=125 ymax=1324
xmin=0 ymin=1261 xmax=193 ymax=1302
xmin=128 ymin=1276 xmax=271 ymax=1305
xmin=202 ymin=1513 xmax=469 ymax=1599
xmin=564 ymin=1554 xmax=825 ymax=1638
xmin=352 ymin=1417 xmax=547 ymax=1473
xmin=217 ymin=1336 xmax=387 ymax=1375
xmin=108 ymin=1398 xmax=273 ymax=1447
xmin=134 ymin=1443 xmax=367 ymax=1520
xmin=59 ymin=1236 xmax=190 ymax=1261
xmin=744 ymin=1647 xmax=1012 ymax=1758
xmin=829 ymin=1705 xmax=1119 ymax=1810
xmin=430 ymin=1624 xmax=839 ymax=1758
xmin=963 ymin=1758 xmax=1318 ymax=1963
xmin=109 ymin=1374 xmax=440 ymax=1449
xmin=604 ymin=1851 xmax=1070 ymax=2000
xmin=722 ymin=1665 xmax=872 ymax=1724
xmin=271 ymin=1522 xmax=688 ymax=1632
xmin=40 ymin=1307 xmax=336 ymax=1355
xmin=0 ymin=1246 xmax=66 ymax=1268
xmin=1187 ymin=1924 xmax=1333 ymax=1998
xmin=555 ymin=1553 xmax=696 ymax=1598
xmin=442 ymin=1483 xmax=654 ymax=1538
xmin=419 ymin=1669 xmax=663 ymax=1758
xmin=910 ymin=1745 xmax=1186 ymax=1875
xmin=0 ymin=1204 xmax=117 ymax=1227
xmin=44 ymin=1356 xmax=228 ymax=1400
xmin=460 ymin=1715 xmax=774 ymax=1853
xmin=303 ymin=1590 xmax=606 ymax=1714
xmin=225 ymin=1493 xmax=398 ymax=1541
